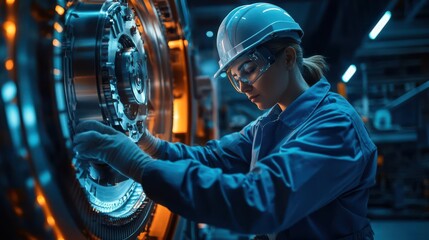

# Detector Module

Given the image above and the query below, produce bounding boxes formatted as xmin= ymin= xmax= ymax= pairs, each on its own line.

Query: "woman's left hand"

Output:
xmin=73 ymin=120 xmax=154 ymax=181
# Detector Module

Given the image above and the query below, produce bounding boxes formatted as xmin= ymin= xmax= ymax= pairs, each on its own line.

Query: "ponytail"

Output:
xmin=302 ymin=55 xmax=328 ymax=86
xmin=264 ymin=38 xmax=329 ymax=86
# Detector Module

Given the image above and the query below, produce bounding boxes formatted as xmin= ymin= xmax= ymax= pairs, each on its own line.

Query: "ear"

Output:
xmin=283 ymin=46 xmax=297 ymax=70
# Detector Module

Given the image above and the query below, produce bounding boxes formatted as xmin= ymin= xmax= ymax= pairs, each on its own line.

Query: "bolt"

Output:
xmin=130 ymin=26 xmax=137 ymax=35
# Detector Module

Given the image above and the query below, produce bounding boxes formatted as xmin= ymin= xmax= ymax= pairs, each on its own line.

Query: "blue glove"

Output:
xmin=73 ymin=120 xmax=154 ymax=182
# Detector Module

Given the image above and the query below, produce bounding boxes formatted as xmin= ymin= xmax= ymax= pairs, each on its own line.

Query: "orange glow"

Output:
xmin=47 ymin=216 xmax=56 ymax=226
xmin=168 ymin=39 xmax=184 ymax=49
xmin=140 ymin=205 xmax=176 ymax=239
xmin=52 ymin=39 xmax=61 ymax=47
xmin=5 ymin=59 xmax=14 ymax=70
xmin=35 ymin=185 xmax=64 ymax=240
xmin=173 ymin=97 xmax=188 ymax=133
xmin=14 ymin=207 xmax=23 ymax=216
xmin=53 ymin=22 xmax=63 ymax=33
xmin=55 ymin=5 xmax=65 ymax=15
xmin=336 ymin=82 xmax=347 ymax=98
xmin=6 ymin=0 xmax=15 ymax=4
xmin=377 ymin=155 xmax=384 ymax=166
xmin=9 ymin=191 xmax=23 ymax=216
xmin=3 ymin=21 xmax=16 ymax=38
xmin=53 ymin=68 xmax=61 ymax=76
xmin=169 ymin=39 xmax=190 ymax=135
xmin=36 ymin=194 xmax=46 ymax=205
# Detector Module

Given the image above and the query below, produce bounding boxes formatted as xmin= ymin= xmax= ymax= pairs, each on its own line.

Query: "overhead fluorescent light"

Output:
xmin=206 ymin=31 xmax=214 ymax=38
xmin=342 ymin=64 xmax=357 ymax=83
xmin=369 ymin=11 xmax=391 ymax=40
xmin=2 ymin=81 xmax=17 ymax=102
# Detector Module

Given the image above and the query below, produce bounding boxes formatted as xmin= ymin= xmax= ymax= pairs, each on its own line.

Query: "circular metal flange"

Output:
xmin=0 ymin=0 xmax=179 ymax=239
xmin=65 ymin=0 xmax=149 ymax=142
xmin=64 ymin=1 xmax=154 ymax=238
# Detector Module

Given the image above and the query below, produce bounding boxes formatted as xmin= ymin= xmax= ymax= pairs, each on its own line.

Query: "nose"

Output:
xmin=238 ymin=80 xmax=252 ymax=93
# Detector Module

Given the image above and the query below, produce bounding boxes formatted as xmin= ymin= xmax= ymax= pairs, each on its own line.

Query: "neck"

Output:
xmin=278 ymin=71 xmax=309 ymax=111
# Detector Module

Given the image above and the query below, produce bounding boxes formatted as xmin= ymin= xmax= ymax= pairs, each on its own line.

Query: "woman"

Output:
xmin=74 ymin=2 xmax=377 ymax=239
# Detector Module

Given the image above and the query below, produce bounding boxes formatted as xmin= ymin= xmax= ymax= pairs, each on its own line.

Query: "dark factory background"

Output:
xmin=1 ymin=0 xmax=429 ymax=239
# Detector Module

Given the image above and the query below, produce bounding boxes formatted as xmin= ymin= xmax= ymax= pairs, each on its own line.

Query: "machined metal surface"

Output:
xmin=65 ymin=0 xmax=149 ymax=141
xmin=0 ymin=0 xmax=190 ymax=239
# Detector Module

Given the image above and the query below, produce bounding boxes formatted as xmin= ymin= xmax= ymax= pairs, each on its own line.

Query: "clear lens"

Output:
xmin=226 ymin=47 xmax=275 ymax=93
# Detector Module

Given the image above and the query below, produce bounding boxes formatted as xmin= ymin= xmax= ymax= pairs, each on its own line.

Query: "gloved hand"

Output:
xmin=73 ymin=120 xmax=154 ymax=182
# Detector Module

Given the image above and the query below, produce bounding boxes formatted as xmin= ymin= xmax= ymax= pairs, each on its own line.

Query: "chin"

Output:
xmin=255 ymin=102 xmax=274 ymax=110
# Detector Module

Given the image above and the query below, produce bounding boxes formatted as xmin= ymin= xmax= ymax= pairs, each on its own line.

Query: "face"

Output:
xmin=228 ymin=48 xmax=291 ymax=110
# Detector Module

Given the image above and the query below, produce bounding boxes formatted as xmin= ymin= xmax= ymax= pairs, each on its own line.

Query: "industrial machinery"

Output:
xmin=0 ymin=0 xmax=194 ymax=239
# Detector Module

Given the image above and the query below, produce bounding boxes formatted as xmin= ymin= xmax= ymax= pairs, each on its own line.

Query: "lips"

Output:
xmin=248 ymin=94 xmax=259 ymax=101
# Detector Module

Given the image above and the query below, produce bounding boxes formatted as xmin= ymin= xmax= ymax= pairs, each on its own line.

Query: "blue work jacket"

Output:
xmin=141 ymin=78 xmax=377 ymax=239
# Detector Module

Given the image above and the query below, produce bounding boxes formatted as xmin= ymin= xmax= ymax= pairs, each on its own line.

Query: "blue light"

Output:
xmin=23 ymin=106 xmax=40 ymax=146
xmin=220 ymin=72 xmax=227 ymax=78
xmin=369 ymin=11 xmax=391 ymax=40
xmin=342 ymin=64 xmax=357 ymax=83
xmin=23 ymin=106 xmax=36 ymax=126
xmin=26 ymin=178 xmax=35 ymax=188
xmin=56 ymin=82 xmax=66 ymax=111
xmin=2 ymin=81 xmax=17 ymax=102
xmin=206 ymin=31 xmax=214 ymax=38
xmin=40 ymin=171 xmax=52 ymax=185
xmin=7 ymin=105 xmax=20 ymax=129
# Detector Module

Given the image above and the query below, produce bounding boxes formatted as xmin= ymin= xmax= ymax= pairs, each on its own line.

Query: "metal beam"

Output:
xmin=386 ymin=80 xmax=429 ymax=110
xmin=404 ymin=0 xmax=428 ymax=23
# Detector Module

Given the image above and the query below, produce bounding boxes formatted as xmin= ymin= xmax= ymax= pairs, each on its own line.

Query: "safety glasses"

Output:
xmin=226 ymin=47 xmax=278 ymax=93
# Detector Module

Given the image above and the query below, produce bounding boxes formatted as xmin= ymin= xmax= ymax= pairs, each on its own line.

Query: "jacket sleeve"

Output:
xmin=152 ymin=119 xmax=257 ymax=173
xmin=140 ymin=111 xmax=372 ymax=234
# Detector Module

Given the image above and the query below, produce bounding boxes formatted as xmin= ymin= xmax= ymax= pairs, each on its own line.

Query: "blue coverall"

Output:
xmin=140 ymin=78 xmax=377 ymax=239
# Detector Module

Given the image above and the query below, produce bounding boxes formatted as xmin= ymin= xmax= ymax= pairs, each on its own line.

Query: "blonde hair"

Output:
xmin=263 ymin=39 xmax=329 ymax=86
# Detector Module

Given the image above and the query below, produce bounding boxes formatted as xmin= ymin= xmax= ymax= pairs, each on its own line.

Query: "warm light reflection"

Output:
xmin=35 ymin=185 xmax=64 ymax=239
xmin=172 ymin=97 xmax=189 ymax=133
xmin=53 ymin=22 xmax=63 ymax=33
xmin=52 ymin=39 xmax=61 ymax=47
xmin=9 ymin=191 xmax=23 ymax=217
xmin=377 ymin=155 xmax=384 ymax=166
xmin=6 ymin=0 xmax=15 ymax=4
xmin=168 ymin=39 xmax=184 ymax=49
xmin=47 ymin=216 xmax=56 ymax=226
xmin=336 ymin=82 xmax=347 ymax=98
xmin=172 ymin=101 xmax=180 ymax=133
xmin=14 ymin=207 xmax=23 ymax=216
xmin=4 ymin=21 xmax=16 ymax=38
xmin=36 ymin=195 xmax=46 ymax=205
xmin=5 ymin=59 xmax=14 ymax=70
xmin=53 ymin=68 xmax=61 ymax=76
xmin=139 ymin=205 xmax=176 ymax=239
xmin=55 ymin=5 xmax=65 ymax=15
xmin=169 ymin=39 xmax=190 ymax=136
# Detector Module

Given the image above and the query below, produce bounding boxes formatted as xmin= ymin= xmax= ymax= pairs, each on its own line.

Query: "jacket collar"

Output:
xmin=266 ymin=77 xmax=331 ymax=129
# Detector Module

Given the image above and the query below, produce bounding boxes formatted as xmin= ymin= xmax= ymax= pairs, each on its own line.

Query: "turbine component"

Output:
xmin=0 ymin=0 xmax=191 ymax=239
xmin=65 ymin=0 xmax=149 ymax=141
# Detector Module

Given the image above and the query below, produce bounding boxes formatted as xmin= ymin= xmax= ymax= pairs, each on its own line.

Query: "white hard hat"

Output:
xmin=214 ymin=2 xmax=303 ymax=78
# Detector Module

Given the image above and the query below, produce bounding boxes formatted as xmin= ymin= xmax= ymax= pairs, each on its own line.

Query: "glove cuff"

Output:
xmin=142 ymin=137 xmax=162 ymax=157
xmin=139 ymin=129 xmax=162 ymax=157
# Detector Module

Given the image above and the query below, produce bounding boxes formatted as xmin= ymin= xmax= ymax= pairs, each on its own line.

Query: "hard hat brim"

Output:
xmin=214 ymin=29 xmax=302 ymax=79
